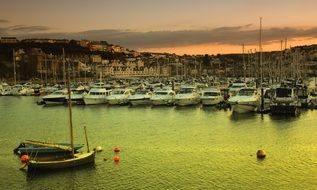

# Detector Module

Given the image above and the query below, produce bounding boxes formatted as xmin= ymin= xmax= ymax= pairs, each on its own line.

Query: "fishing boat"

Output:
xmin=83 ymin=83 xmax=111 ymax=105
xmin=270 ymin=87 xmax=300 ymax=115
xmin=25 ymin=61 xmax=95 ymax=171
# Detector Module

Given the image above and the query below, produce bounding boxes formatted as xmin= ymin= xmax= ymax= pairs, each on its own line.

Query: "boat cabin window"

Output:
xmin=238 ymin=89 xmax=255 ymax=96
xmin=155 ymin=91 xmax=168 ymax=95
xmin=113 ymin=90 xmax=125 ymax=95
xmin=203 ymin=92 xmax=220 ymax=96
xmin=179 ymin=88 xmax=194 ymax=94
xmin=276 ymin=88 xmax=292 ymax=97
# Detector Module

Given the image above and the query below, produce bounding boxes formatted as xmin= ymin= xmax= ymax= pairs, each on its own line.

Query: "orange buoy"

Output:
xmin=20 ymin=155 xmax=29 ymax=163
xmin=113 ymin=156 xmax=120 ymax=162
xmin=257 ymin=150 xmax=266 ymax=159
xmin=114 ymin=147 xmax=120 ymax=153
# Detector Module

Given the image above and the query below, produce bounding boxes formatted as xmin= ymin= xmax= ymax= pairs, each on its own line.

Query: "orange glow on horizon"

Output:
xmin=138 ymin=37 xmax=317 ymax=55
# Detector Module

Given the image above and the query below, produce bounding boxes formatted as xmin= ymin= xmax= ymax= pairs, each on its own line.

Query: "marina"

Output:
xmin=1 ymin=1 xmax=317 ymax=189
xmin=0 ymin=95 xmax=317 ymax=189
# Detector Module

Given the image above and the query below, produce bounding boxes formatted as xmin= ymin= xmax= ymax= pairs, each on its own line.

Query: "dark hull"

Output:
xmin=270 ymin=105 xmax=299 ymax=115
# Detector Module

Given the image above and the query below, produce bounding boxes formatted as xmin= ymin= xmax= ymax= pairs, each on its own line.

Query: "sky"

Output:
xmin=1 ymin=0 xmax=317 ymax=55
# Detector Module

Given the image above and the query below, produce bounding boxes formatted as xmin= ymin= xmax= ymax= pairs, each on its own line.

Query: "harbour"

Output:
xmin=1 ymin=96 xmax=316 ymax=189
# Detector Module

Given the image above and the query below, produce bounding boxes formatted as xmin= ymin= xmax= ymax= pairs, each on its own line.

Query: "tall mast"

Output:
xmin=66 ymin=59 xmax=74 ymax=157
xmin=259 ymin=17 xmax=263 ymax=86
xmin=242 ymin=43 xmax=246 ymax=82
xmin=13 ymin=49 xmax=16 ymax=85
xmin=63 ymin=48 xmax=66 ymax=86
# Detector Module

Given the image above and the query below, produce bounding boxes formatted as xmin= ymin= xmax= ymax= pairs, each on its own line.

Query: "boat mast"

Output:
xmin=259 ymin=17 xmax=263 ymax=87
xmin=259 ymin=17 xmax=264 ymax=112
xmin=65 ymin=54 xmax=74 ymax=157
xmin=13 ymin=49 xmax=16 ymax=86
xmin=63 ymin=48 xmax=66 ymax=87
xmin=242 ymin=43 xmax=246 ymax=82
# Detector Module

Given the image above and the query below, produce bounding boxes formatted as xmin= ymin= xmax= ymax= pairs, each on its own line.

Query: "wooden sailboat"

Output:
xmin=26 ymin=59 xmax=95 ymax=171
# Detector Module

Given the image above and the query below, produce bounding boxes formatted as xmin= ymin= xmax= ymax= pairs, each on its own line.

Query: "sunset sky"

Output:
xmin=1 ymin=0 xmax=317 ymax=55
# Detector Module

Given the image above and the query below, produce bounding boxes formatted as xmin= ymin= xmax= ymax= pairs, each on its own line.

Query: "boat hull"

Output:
xmin=201 ymin=98 xmax=222 ymax=106
xmin=83 ymin=97 xmax=107 ymax=105
xmin=270 ymin=104 xmax=299 ymax=115
xmin=174 ymin=98 xmax=200 ymax=106
xmin=231 ymin=103 xmax=257 ymax=113
xmin=27 ymin=151 xmax=95 ymax=170
xmin=42 ymin=97 xmax=66 ymax=105
xmin=129 ymin=98 xmax=151 ymax=106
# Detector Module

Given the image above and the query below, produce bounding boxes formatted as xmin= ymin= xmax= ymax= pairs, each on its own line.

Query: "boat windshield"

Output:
xmin=238 ymin=89 xmax=255 ymax=96
xmin=155 ymin=91 xmax=168 ymax=95
xmin=276 ymin=88 xmax=292 ymax=97
xmin=203 ymin=92 xmax=220 ymax=96
xmin=113 ymin=90 xmax=125 ymax=95
xmin=179 ymin=88 xmax=193 ymax=94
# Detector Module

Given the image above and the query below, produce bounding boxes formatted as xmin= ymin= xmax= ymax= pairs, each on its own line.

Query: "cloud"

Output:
xmin=0 ymin=19 xmax=9 ymax=23
xmin=7 ymin=25 xmax=317 ymax=49
xmin=9 ymin=25 xmax=51 ymax=32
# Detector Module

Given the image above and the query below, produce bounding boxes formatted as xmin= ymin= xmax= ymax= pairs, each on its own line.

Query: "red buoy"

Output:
xmin=114 ymin=147 xmax=120 ymax=153
xmin=114 ymin=156 xmax=120 ymax=162
xmin=20 ymin=155 xmax=29 ymax=163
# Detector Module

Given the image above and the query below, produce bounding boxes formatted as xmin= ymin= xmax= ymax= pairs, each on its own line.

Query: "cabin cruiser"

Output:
xmin=174 ymin=85 xmax=200 ymax=106
xmin=128 ymin=89 xmax=153 ymax=106
xmin=42 ymin=89 xmax=68 ymax=105
xmin=200 ymin=88 xmax=224 ymax=106
xmin=262 ymin=88 xmax=275 ymax=111
xmin=295 ymin=86 xmax=309 ymax=108
xmin=106 ymin=88 xmax=133 ymax=105
xmin=66 ymin=86 xmax=88 ymax=105
xmin=83 ymin=84 xmax=111 ymax=105
xmin=150 ymin=88 xmax=176 ymax=106
xmin=270 ymin=87 xmax=300 ymax=115
xmin=228 ymin=82 xmax=247 ymax=96
xmin=228 ymin=87 xmax=260 ymax=113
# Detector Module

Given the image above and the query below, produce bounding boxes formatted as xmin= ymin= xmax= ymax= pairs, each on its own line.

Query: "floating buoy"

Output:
xmin=20 ymin=155 xmax=29 ymax=163
xmin=94 ymin=146 xmax=103 ymax=152
xmin=113 ymin=156 xmax=120 ymax=162
xmin=114 ymin=147 xmax=120 ymax=153
xmin=257 ymin=150 xmax=266 ymax=159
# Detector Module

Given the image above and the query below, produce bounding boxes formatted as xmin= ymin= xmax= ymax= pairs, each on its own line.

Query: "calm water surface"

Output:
xmin=0 ymin=96 xmax=316 ymax=189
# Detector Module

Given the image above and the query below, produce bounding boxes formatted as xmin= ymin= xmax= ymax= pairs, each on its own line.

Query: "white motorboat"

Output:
xmin=106 ymin=88 xmax=133 ymax=105
xmin=228 ymin=82 xmax=247 ymax=96
xmin=66 ymin=86 xmax=88 ymax=105
xmin=151 ymin=89 xmax=176 ymax=106
xmin=42 ymin=89 xmax=68 ymax=105
xmin=228 ymin=87 xmax=260 ymax=113
xmin=128 ymin=89 xmax=153 ymax=106
xmin=200 ymin=88 xmax=224 ymax=106
xmin=174 ymin=85 xmax=200 ymax=106
xmin=83 ymin=86 xmax=111 ymax=105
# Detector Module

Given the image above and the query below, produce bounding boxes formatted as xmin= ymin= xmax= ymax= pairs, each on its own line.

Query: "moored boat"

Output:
xmin=228 ymin=87 xmax=260 ymax=113
xmin=200 ymin=88 xmax=223 ymax=106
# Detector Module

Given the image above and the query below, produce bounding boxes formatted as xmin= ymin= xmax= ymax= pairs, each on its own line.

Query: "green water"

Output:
xmin=0 ymin=96 xmax=316 ymax=189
